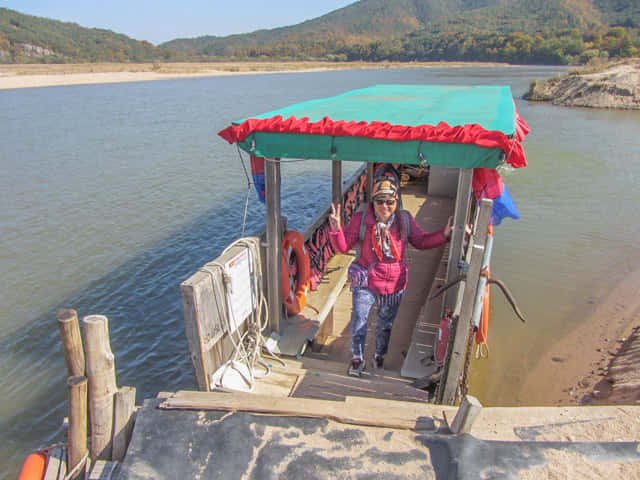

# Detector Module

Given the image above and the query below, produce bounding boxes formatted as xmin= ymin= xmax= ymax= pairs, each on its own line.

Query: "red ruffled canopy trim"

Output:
xmin=219 ymin=104 xmax=530 ymax=169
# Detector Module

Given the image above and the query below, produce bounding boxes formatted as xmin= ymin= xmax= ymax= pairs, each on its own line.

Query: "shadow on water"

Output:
xmin=1 ymin=173 xmax=332 ymax=477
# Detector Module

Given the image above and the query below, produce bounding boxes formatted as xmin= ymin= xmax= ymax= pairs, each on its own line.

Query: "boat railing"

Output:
xmin=302 ymin=163 xmax=367 ymax=291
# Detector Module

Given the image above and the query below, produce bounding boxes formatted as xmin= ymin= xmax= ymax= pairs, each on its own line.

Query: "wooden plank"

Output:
xmin=307 ymin=253 xmax=352 ymax=329
xmin=276 ymin=253 xmax=353 ymax=356
xmin=291 ymin=370 xmax=430 ymax=403
xmin=443 ymin=168 xmax=473 ymax=313
xmin=112 ymin=386 xmax=136 ymax=462
xmin=180 ymin=268 xmax=223 ymax=392
xmin=250 ymin=369 xmax=301 ymax=397
xmin=87 ymin=461 xmax=119 ymax=480
xmin=265 ymin=157 xmax=283 ymax=334
xmin=344 ymin=396 xmax=457 ymax=420
xmin=160 ymin=390 xmax=428 ymax=430
xmin=400 ymin=252 xmax=448 ymax=378
xmin=43 ymin=446 xmax=66 ymax=480
xmin=440 ymin=199 xmax=492 ymax=405
xmin=450 ymin=395 xmax=482 ymax=434
xmin=67 ymin=376 xmax=88 ymax=480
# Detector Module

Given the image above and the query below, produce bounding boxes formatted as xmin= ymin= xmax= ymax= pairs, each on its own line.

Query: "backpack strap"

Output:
xmin=401 ymin=210 xmax=410 ymax=249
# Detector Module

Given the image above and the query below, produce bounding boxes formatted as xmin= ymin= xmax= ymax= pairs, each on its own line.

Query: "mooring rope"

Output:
xmin=235 ymin=145 xmax=253 ymax=237
xmin=197 ymin=238 xmax=285 ymax=391
xmin=64 ymin=451 xmax=90 ymax=480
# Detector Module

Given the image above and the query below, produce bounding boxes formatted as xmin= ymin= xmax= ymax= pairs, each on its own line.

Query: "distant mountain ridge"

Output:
xmin=162 ymin=0 xmax=513 ymax=55
xmin=1 ymin=1 xmax=639 ymax=65
xmin=0 ymin=8 xmax=172 ymax=63
xmin=161 ymin=0 xmax=639 ymax=59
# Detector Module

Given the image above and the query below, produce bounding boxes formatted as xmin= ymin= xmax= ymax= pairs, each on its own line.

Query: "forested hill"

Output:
xmin=1 ymin=1 xmax=639 ymax=65
xmin=0 ymin=8 xmax=173 ymax=62
xmin=162 ymin=0 xmax=640 ymax=64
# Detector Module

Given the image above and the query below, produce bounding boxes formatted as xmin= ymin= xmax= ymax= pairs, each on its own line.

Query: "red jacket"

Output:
xmin=329 ymin=204 xmax=448 ymax=295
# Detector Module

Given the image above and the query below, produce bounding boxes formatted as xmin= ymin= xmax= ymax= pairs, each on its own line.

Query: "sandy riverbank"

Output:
xmin=521 ymin=264 xmax=640 ymax=406
xmin=0 ymin=61 xmax=502 ymax=90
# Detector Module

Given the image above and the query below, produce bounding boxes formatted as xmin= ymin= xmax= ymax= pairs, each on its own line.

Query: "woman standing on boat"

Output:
xmin=329 ymin=178 xmax=453 ymax=377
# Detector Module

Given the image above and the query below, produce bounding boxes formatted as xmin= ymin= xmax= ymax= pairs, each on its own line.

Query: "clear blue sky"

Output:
xmin=1 ymin=0 xmax=355 ymax=45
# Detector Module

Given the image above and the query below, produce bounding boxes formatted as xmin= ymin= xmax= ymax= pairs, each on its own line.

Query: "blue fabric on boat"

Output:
xmin=491 ymin=184 xmax=520 ymax=226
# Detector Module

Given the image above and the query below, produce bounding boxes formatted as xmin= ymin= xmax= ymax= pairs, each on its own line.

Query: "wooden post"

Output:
xmin=440 ymin=199 xmax=492 ymax=405
xmin=331 ymin=160 xmax=342 ymax=208
xmin=58 ymin=309 xmax=85 ymax=377
xmin=83 ymin=315 xmax=118 ymax=461
xmin=450 ymin=395 xmax=482 ymax=434
xmin=67 ymin=376 xmax=88 ymax=480
xmin=112 ymin=386 xmax=136 ymax=462
xmin=265 ymin=158 xmax=283 ymax=333
xmin=365 ymin=162 xmax=374 ymax=202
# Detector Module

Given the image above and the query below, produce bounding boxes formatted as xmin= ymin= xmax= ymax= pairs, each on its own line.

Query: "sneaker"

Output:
xmin=348 ymin=358 xmax=366 ymax=377
xmin=374 ymin=354 xmax=384 ymax=369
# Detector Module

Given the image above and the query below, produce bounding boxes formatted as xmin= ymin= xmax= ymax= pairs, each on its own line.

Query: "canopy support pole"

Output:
xmin=365 ymin=163 xmax=374 ymax=202
xmin=265 ymin=158 xmax=283 ymax=334
xmin=332 ymin=160 xmax=342 ymax=208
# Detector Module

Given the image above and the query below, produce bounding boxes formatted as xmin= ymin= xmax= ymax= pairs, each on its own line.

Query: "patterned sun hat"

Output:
xmin=372 ymin=179 xmax=398 ymax=199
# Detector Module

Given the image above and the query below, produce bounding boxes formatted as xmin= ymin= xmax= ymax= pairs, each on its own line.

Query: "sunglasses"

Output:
xmin=374 ymin=199 xmax=396 ymax=206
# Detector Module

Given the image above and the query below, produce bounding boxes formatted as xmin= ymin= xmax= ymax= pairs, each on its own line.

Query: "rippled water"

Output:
xmin=2 ymin=65 xmax=639 ymax=477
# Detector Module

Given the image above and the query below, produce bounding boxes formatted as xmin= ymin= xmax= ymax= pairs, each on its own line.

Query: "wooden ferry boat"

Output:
xmin=180 ymin=84 xmax=529 ymax=405
xmin=22 ymin=85 xmax=640 ymax=479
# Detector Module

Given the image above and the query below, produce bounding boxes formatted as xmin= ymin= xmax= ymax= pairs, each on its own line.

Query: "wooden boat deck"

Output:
xmin=253 ymin=182 xmax=454 ymax=403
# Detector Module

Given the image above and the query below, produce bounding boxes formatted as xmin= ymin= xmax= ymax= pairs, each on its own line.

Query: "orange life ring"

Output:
xmin=17 ymin=451 xmax=47 ymax=480
xmin=281 ymin=230 xmax=311 ymax=315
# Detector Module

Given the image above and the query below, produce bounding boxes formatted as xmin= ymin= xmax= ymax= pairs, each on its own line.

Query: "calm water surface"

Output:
xmin=2 ymin=66 xmax=639 ymax=477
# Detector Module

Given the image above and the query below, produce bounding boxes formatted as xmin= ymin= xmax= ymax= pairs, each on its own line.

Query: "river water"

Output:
xmin=1 ymin=65 xmax=639 ymax=477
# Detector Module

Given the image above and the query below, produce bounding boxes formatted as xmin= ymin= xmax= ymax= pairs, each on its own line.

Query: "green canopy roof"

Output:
xmin=219 ymin=85 xmax=529 ymax=169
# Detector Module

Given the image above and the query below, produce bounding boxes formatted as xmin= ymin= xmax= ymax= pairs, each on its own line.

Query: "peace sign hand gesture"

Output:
xmin=329 ymin=203 xmax=341 ymax=232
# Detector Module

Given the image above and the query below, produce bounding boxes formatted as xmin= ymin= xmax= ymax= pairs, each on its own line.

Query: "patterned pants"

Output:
xmin=350 ymin=286 xmax=402 ymax=360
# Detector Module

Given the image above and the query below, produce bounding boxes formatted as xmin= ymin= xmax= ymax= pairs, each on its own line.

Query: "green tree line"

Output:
xmin=339 ymin=26 xmax=640 ymax=64
xmin=229 ymin=26 xmax=639 ymax=65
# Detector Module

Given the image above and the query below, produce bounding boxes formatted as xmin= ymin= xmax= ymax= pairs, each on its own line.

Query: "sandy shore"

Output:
xmin=0 ymin=61 xmax=500 ymax=90
xmin=521 ymin=264 xmax=640 ymax=406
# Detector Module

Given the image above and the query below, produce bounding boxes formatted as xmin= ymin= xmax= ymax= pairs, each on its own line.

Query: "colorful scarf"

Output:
xmin=371 ymin=213 xmax=401 ymax=261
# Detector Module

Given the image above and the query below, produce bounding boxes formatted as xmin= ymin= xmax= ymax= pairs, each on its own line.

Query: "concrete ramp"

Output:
xmin=116 ymin=397 xmax=640 ymax=480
